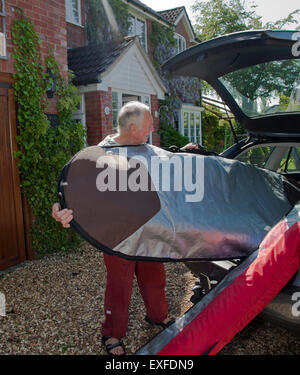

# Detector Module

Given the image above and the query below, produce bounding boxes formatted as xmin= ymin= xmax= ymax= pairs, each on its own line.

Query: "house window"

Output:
xmin=65 ymin=0 xmax=81 ymax=26
xmin=72 ymin=94 xmax=85 ymax=124
xmin=179 ymin=105 xmax=204 ymax=144
xmin=112 ymin=91 xmax=119 ymax=131
xmin=175 ymin=34 xmax=186 ymax=54
xmin=0 ymin=0 xmax=6 ymax=58
xmin=72 ymin=94 xmax=86 ymax=143
xmin=128 ymin=15 xmax=146 ymax=51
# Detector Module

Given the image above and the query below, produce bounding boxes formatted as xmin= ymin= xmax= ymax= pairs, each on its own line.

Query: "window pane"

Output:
xmin=128 ymin=15 xmax=135 ymax=36
xmin=0 ymin=15 xmax=3 ymax=35
xmin=0 ymin=1 xmax=5 ymax=57
xmin=184 ymin=112 xmax=188 ymax=137
xmin=175 ymin=35 xmax=186 ymax=53
xmin=71 ymin=0 xmax=79 ymax=23
xmin=190 ymin=113 xmax=195 ymax=142
xmin=195 ymin=114 xmax=200 ymax=129
xmin=293 ymin=146 xmax=300 ymax=171
xmin=220 ymin=60 xmax=300 ymax=118
xmin=281 ymin=147 xmax=300 ymax=172
xmin=179 ymin=37 xmax=186 ymax=53
xmin=236 ymin=146 xmax=275 ymax=167
xmin=175 ymin=36 xmax=180 ymax=54
xmin=136 ymin=18 xmax=146 ymax=50
xmin=195 ymin=115 xmax=200 ymax=144
xmin=143 ymin=96 xmax=150 ymax=107
xmin=112 ymin=92 xmax=118 ymax=130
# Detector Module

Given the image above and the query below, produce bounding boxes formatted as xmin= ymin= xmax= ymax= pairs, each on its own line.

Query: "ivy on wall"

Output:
xmin=86 ymin=0 xmax=131 ymax=44
xmin=150 ymin=21 xmax=202 ymax=147
xmin=150 ymin=21 xmax=177 ymax=71
xmin=11 ymin=9 xmax=85 ymax=257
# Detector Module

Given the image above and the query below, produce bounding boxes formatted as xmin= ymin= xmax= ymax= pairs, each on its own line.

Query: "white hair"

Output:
xmin=118 ymin=101 xmax=150 ymax=131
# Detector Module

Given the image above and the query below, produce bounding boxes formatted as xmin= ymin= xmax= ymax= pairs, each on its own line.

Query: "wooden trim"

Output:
xmin=8 ymin=86 xmax=27 ymax=263
xmin=7 ymin=74 xmax=34 ymax=260
xmin=0 ymin=72 xmax=30 ymax=269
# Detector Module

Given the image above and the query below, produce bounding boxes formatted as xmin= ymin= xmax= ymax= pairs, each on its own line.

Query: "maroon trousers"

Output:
xmin=101 ymin=253 xmax=169 ymax=339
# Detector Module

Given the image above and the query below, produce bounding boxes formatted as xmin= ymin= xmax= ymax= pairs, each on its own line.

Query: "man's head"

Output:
xmin=117 ymin=101 xmax=154 ymax=144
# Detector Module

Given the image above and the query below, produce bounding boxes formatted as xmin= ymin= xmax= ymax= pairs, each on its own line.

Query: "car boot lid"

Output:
xmin=163 ymin=30 xmax=300 ymax=138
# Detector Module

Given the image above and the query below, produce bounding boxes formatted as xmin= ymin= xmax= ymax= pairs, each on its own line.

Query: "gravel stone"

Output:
xmin=0 ymin=243 xmax=299 ymax=355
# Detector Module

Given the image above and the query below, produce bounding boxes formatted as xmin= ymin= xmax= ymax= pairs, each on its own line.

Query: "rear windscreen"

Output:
xmin=219 ymin=59 xmax=300 ymax=118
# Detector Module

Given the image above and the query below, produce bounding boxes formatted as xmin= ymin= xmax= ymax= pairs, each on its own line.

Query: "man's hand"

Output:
xmin=181 ymin=142 xmax=200 ymax=150
xmin=52 ymin=203 xmax=73 ymax=228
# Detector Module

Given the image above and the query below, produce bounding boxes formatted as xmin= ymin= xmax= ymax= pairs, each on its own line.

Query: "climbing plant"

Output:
xmin=11 ymin=9 xmax=85 ymax=257
xmin=86 ymin=0 xmax=131 ymax=44
xmin=150 ymin=21 xmax=177 ymax=71
xmin=150 ymin=21 xmax=203 ymax=147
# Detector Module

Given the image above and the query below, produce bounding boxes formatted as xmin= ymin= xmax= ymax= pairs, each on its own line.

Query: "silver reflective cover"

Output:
xmin=93 ymin=142 xmax=293 ymax=261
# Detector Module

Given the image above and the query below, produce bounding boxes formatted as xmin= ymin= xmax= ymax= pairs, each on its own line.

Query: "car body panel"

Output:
xmin=163 ymin=30 xmax=300 ymax=333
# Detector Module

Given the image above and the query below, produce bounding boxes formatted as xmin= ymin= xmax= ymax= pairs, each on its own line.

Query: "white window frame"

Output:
xmin=178 ymin=104 xmax=204 ymax=144
xmin=0 ymin=0 xmax=7 ymax=58
xmin=65 ymin=0 xmax=82 ymax=26
xmin=174 ymin=33 xmax=186 ymax=55
xmin=128 ymin=14 xmax=147 ymax=52
xmin=72 ymin=94 xmax=86 ymax=142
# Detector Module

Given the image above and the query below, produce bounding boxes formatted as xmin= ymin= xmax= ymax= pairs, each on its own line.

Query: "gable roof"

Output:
xmin=158 ymin=6 xmax=198 ymax=42
xmin=158 ymin=6 xmax=185 ymax=24
xmin=123 ymin=1 xmax=199 ymax=43
xmin=68 ymin=38 xmax=134 ymax=86
xmin=68 ymin=36 xmax=167 ymax=98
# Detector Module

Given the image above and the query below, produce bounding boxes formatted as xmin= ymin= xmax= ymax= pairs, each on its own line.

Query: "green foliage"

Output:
xmin=223 ymin=60 xmax=300 ymax=102
xmin=192 ymin=0 xmax=300 ymax=41
xmin=191 ymin=0 xmax=261 ymax=40
xmin=158 ymin=102 xmax=189 ymax=148
xmin=264 ymin=10 xmax=300 ymax=30
xmin=86 ymin=0 xmax=131 ymax=44
xmin=201 ymin=109 xmax=226 ymax=153
xmin=150 ymin=22 xmax=202 ymax=147
xmin=11 ymin=10 xmax=85 ymax=257
xmin=150 ymin=21 xmax=176 ymax=71
xmin=159 ymin=121 xmax=190 ymax=148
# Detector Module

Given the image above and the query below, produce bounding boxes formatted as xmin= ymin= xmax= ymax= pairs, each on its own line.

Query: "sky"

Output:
xmin=144 ymin=0 xmax=300 ymax=26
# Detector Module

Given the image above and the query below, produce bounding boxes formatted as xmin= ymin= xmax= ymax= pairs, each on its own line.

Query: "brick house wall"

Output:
xmin=1 ymin=0 xmax=67 ymax=75
xmin=85 ymin=89 xmax=114 ymax=145
xmin=175 ymin=18 xmax=196 ymax=49
xmin=1 ymin=0 xmax=68 ymax=114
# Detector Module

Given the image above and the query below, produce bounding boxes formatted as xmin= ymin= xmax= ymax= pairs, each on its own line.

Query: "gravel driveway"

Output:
xmin=0 ymin=243 xmax=299 ymax=355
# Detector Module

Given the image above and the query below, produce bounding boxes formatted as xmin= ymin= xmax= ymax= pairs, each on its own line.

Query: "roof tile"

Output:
xmin=68 ymin=38 xmax=134 ymax=86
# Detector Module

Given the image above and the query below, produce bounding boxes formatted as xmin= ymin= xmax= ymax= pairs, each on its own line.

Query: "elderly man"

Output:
xmin=52 ymin=102 xmax=178 ymax=355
